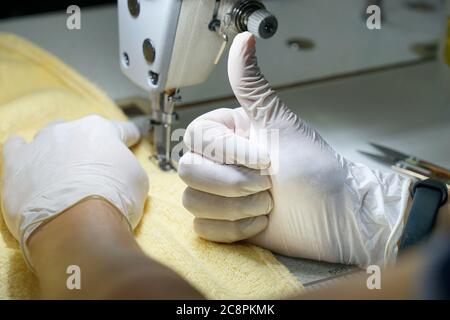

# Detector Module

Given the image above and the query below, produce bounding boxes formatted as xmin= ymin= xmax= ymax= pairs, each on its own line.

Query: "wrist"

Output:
xmin=344 ymin=161 xmax=412 ymax=267
xmin=435 ymin=191 xmax=450 ymax=231
xmin=401 ymin=189 xmax=449 ymax=227
xmin=402 ymin=193 xmax=414 ymax=229
xmin=27 ymin=197 xmax=135 ymax=273
xmin=397 ymin=181 xmax=449 ymax=260
xmin=27 ymin=198 xmax=143 ymax=298
xmin=382 ymin=175 xmax=412 ymax=266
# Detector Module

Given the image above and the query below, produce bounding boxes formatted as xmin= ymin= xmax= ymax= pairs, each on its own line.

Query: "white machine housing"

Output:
xmin=117 ymin=0 xmax=277 ymax=170
xmin=119 ymin=0 xmax=228 ymax=92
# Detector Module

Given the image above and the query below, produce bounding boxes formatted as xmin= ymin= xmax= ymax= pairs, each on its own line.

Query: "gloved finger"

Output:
xmin=228 ymin=32 xmax=291 ymax=127
xmin=178 ymin=151 xmax=271 ymax=197
xmin=2 ymin=135 xmax=26 ymax=169
xmin=111 ymin=120 xmax=141 ymax=147
xmin=33 ymin=119 xmax=65 ymax=139
xmin=194 ymin=215 xmax=268 ymax=243
xmin=194 ymin=107 xmax=251 ymax=133
xmin=183 ymin=187 xmax=273 ymax=221
xmin=184 ymin=111 xmax=270 ymax=169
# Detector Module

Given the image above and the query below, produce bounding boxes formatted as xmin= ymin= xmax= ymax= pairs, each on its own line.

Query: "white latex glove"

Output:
xmin=178 ymin=32 xmax=411 ymax=268
xmin=1 ymin=115 xmax=149 ymax=267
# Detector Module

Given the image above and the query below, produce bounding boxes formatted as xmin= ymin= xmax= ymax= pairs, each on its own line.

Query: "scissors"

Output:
xmin=359 ymin=143 xmax=450 ymax=186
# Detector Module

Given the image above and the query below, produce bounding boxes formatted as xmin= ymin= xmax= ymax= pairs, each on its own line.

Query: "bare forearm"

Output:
xmin=436 ymin=196 xmax=450 ymax=231
xmin=294 ymin=249 xmax=422 ymax=299
xmin=28 ymin=198 xmax=203 ymax=299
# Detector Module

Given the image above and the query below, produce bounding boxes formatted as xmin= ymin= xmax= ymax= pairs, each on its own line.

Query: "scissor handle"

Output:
xmin=418 ymin=160 xmax=450 ymax=180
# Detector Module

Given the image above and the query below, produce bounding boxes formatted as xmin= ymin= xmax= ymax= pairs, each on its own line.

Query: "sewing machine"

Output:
xmin=118 ymin=0 xmax=278 ymax=171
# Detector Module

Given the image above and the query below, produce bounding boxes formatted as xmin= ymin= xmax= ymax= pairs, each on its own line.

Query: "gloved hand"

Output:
xmin=1 ymin=115 xmax=149 ymax=267
xmin=178 ymin=32 xmax=412 ymax=268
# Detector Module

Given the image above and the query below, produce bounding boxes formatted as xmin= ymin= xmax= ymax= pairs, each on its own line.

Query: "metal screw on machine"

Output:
xmin=232 ymin=0 xmax=278 ymax=39
xmin=128 ymin=0 xmax=140 ymax=18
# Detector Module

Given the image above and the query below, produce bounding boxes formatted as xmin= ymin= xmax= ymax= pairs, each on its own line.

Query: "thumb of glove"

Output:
xmin=228 ymin=32 xmax=298 ymax=131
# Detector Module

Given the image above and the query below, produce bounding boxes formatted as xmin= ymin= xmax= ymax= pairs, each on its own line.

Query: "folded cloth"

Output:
xmin=0 ymin=33 xmax=303 ymax=299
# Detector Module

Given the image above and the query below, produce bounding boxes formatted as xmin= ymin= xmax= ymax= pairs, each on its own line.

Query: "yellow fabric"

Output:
xmin=0 ymin=33 xmax=303 ymax=299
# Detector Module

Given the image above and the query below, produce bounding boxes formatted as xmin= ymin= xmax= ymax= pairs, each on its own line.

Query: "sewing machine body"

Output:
xmin=119 ymin=0 xmax=218 ymax=92
xmin=118 ymin=0 xmax=277 ymax=170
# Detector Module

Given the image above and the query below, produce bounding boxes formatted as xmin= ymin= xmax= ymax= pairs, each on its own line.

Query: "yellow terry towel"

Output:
xmin=0 ymin=33 xmax=303 ymax=299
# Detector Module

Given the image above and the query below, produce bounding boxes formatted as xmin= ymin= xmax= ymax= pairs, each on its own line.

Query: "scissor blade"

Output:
xmin=358 ymin=150 xmax=396 ymax=166
xmin=369 ymin=142 xmax=409 ymax=161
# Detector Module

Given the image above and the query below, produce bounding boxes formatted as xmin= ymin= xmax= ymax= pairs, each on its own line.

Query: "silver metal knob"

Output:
xmin=247 ymin=9 xmax=278 ymax=39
